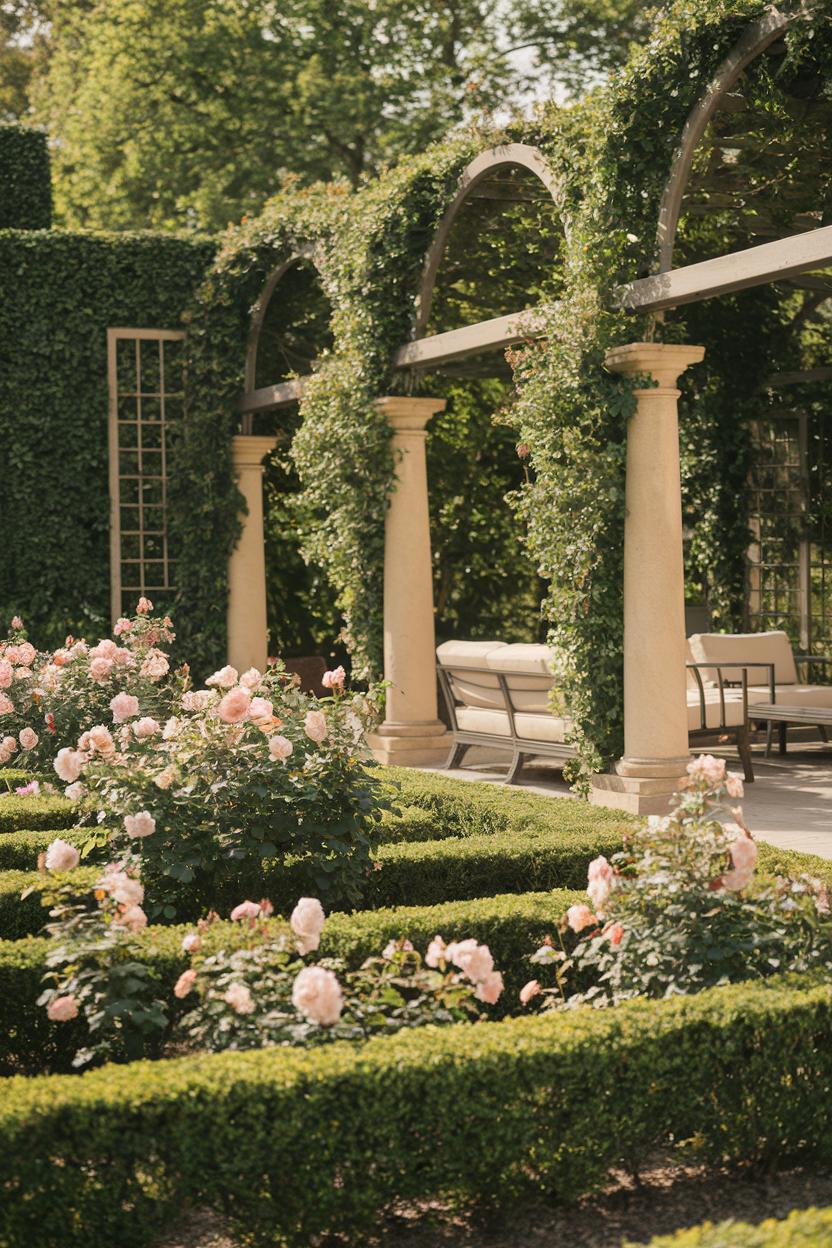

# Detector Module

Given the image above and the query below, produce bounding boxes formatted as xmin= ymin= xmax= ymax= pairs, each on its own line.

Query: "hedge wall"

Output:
xmin=0 ymin=230 xmax=214 ymax=646
xmin=3 ymin=975 xmax=832 ymax=1247
xmin=0 ymin=125 xmax=52 ymax=230
xmin=642 ymin=1207 xmax=832 ymax=1247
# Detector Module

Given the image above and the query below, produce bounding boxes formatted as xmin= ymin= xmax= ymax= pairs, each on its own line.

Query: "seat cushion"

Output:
xmin=688 ymin=631 xmax=798 ymax=686
xmin=687 ymin=688 xmax=747 ymax=730
xmin=455 ymin=706 xmax=511 ymax=737
xmin=748 ymin=684 xmax=832 ymax=710
xmin=437 ymin=640 xmax=507 ymax=710
xmin=455 ymin=705 xmax=572 ymax=744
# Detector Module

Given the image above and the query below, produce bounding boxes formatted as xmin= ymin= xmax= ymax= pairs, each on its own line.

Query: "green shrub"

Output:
xmin=0 ymin=828 xmax=86 ymax=871
xmin=2 ymin=976 xmax=832 ymax=1247
xmin=640 ymin=1207 xmax=832 ymax=1247
xmin=0 ymin=796 xmax=74 ymax=834
xmin=0 ymin=125 xmax=51 ymax=229
xmin=0 ymin=888 xmax=581 ymax=1074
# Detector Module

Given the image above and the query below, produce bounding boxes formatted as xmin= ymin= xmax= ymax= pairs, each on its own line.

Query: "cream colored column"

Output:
xmin=367 ymin=397 xmax=449 ymax=766
xmin=227 ymin=434 xmax=277 ymax=675
xmin=590 ymin=342 xmax=705 ymax=816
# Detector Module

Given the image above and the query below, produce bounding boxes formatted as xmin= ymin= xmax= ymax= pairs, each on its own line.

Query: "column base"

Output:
xmin=589 ymin=756 xmax=689 ymax=816
xmin=367 ymin=720 xmax=449 ymax=767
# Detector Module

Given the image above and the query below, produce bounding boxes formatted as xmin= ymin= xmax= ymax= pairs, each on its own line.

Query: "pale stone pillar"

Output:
xmin=227 ymin=434 xmax=277 ymax=675
xmin=590 ymin=342 xmax=705 ymax=816
xmin=367 ymin=397 xmax=449 ymax=766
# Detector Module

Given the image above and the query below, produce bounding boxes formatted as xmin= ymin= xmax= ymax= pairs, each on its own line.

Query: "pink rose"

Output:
xmin=686 ymin=753 xmax=726 ymax=788
xmin=206 ymin=665 xmax=238 ymax=689
xmin=109 ymin=692 xmax=140 ymax=723
xmin=54 ymin=748 xmax=85 ymax=783
xmin=0 ymin=735 xmax=18 ymax=763
xmin=18 ymin=727 xmax=38 ymax=751
xmin=587 ymin=855 xmax=614 ymax=913
xmin=268 ymin=734 xmax=293 ymax=762
xmin=124 ymin=811 xmax=156 ymax=838
xmin=113 ymin=617 xmax=132 ymax=636
xmin=182 ymin=932 xmax=202 ymax=953
xmin=218 ymin=687 xmax=251 ymax=724
xmin=321 ymin=666 xmax=346 ymax=691
xmin=607 ymin=923 xmax=624 ymax=946
xmin=154 ymin=765 xmax=176 ymax=789
xmin=224 ymin=982 xmax=255 ymax=1014
xmin=519 ymin=979 xmax=541 ymax=1005
xmin=16 ymin=642 xmax=35 ymax=667
xmin=729 ymin=830 xmax=757 ymax=874
xmin=475 ymin=970 xmax=504 ymax=1004
xmin=230 ymin=900 xmax=261 ymax=922
xmin=383 ymin=938 xmax=414 ymax=959
xmin=104 ymin=872 xmax=144 ymax=906
xmin=447 ymin=938 xmax=493 ymax=983
xmin=303 ymin=710 xmax=327 ymax=744
xmin=91 ymin=639 xmax=118 ymax=660
xmin=113 ymin=647 xmax=135 ymax=668
xmin=290 ymin=897 xmax=326 ymax=954
xmin=89 ymin=656 xmax=114 ymax=682
xmin=0 ymin=660 xmax=12 ymax=688
xmin=0 ymin=694 xmax=14 ymax=716
xmin=140 ymin=650 xmax=169 ymax=680
xmin=174 ymin=969 xmax=197 ymax=999
xmin=292 ymin=966 xmax=343 ymax=1026
xmin=88 ymin=725 xmax=116 ymax=757
xmin=64 ymin=781 xmax=85 ymax=801
xmin=136 ymin=597 xmax=153 ymax=615
xmin=133 ymin=717 xmax=160 ymax=739
xmin=239 ymin=667 xmax=262 ymax=690
xmin=44 ymin=838 xmax=80 ymax=872
xmin=249 ymin=696 xmax=274 ymax=727
xmin=725 ymin=772 xmax=744 ymax=799
xmin=10 ymin=616 xmax=23 ymax=630
xmin=425 ymin=935 xmax=448 ymax=968
xmin=182 ymin=690 xmax=212 ymax=711
xmin=116 ymin=904 xmax=147 ymax=932
xmin=47 ymin=995 xmax=78 ymax=1022
xmin=566 ymin=903 xmax=597 ymax=934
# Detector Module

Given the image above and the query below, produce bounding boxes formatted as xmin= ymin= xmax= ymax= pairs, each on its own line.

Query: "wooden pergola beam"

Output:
xmin=238 ymin=378 xmax=305 ymax=413
xmin=391 ymin=307 xmax=546 ymax=369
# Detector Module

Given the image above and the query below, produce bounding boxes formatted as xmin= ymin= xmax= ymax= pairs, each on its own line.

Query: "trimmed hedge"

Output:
xmin=0 ymin=795 xmax=74 ymax=834
xmin=642 ymin=1207 xmax=832 ymax=1247
xmin=0 ymin=124 xmax=51 ymax=229
xmin=0 ymin=888 xmax=581 ymax=1075
xmin=3 ymin=976 xmax=832 ymax=1246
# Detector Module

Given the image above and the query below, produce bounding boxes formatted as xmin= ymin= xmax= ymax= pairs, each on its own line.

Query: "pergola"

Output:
xmin=225 ymin=6 xmax=832 ymax=813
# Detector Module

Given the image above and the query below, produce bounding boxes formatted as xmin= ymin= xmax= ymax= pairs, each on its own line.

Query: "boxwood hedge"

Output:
xmin=2 ymin=975 xmax=832 ymax=1248
xmin=0 ymin=795 xmax=74 ymax=834
xmin=641 ymin=1207 xmax=832 ymax=1247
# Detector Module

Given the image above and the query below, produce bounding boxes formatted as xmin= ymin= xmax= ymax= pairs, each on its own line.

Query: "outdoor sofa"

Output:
xmin=437 ymin=640 xmax=758 ymax=784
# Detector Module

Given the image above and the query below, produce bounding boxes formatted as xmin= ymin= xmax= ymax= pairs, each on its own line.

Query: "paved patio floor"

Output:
xmin=424 ymin=737 xmax=832 ymax=859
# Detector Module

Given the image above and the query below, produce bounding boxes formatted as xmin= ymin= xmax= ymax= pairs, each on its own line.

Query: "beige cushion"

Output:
xmin=688 ymin=631 xmax=798 ymax=686
xmin=455 ymin=705 xmax=572 ymax=744
xmin=486 ymin=643 xmax=556 ymax=714
xmin=687 ymin=688 xmax=747 ymax=730
xmin=437 ymin=640 xmax=507 ymax=710
xmin=748 ymin=684 xmax=832 ymax=710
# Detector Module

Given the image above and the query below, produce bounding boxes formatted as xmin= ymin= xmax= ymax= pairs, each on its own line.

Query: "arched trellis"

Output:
xmin=243 ymin=244 xmax=317 ymax=395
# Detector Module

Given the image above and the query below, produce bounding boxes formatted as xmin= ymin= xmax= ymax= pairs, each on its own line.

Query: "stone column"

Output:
xmin=590 ymin=342 xmax=705 ymax=816
xmin=367 ymin=397 xmax=449 ymax=766
xmin=227 ymin=434 xmax=277 ymax=676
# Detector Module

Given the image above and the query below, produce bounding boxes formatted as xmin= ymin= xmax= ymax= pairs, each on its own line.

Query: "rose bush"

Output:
xmin=523 ymin=755 xmax=832 ymax=1010
xmin=0 ymin=599 xmax=176 ymax=769
xmin=64 ymin=662 xmax=387 ymax=917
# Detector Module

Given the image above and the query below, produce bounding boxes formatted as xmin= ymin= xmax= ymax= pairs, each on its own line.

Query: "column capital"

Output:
xmin=376 ymin=396 xmax=447 ymax=433
xmin=605 ymin=342 xmax=705 ymax=389
xmin=231 ymin=434 xmax=277 ymax=468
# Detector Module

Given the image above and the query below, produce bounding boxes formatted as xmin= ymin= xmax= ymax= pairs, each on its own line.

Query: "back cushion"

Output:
xmin=486 ymin=644 xmax=557 ymax=714
xmin=688 ymin=631 xmax=797 ymax=686
xmin=436 ymin=640 xmax=507 ymax=709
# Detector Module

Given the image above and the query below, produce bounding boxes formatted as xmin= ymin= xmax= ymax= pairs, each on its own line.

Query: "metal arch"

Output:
xmin=242 ymin=243 xmax=319 ymax=395
xmin=413 ymin=143 xmax=563 ymax=339
xmin=655 ymin=7 xmax=797 ymax=275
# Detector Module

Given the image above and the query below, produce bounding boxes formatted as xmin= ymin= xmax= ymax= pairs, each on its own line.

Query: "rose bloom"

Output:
xmin=686 ymin=753 xmax=726 ymax=788
xmin=136 ymin=597 xmax=153 ymax=615
xmin=0 ymin=659 xmax=12 ymax=688
xmin=140 ymin=650 xmax=169 ymax=681
xmin=16 ymin=641 xmax=35 ymax=667
xmin=725 ymin=772 xmax=744 ymax=799
xmin=90 ymin=639 xmax=118 ymax=661
xmin=113 ymin=617 xmax=132 ymax=636
xmin=174 ymin=969 xmax=197 ymax=999
xmin=45 ymin=838 xmax=80 ymax=872
xmin=182 ymin=931 xmax=202 ymax=953
xmin=448 ymin=939 xmax=494 ymax=984
xmin=303 ymin=710 xmax=328 ymax=744
xmin=182 ymin=689 xmax=212 ymax=712
xmin=290 ymin=897 xmax=326 ymax=954
xmin=239 ymin=667 xmax=262 ymax=690
xmin=154 ymin=765 xmax=176 ymax=789
xmin=206 ymin=665 xmax=238 ymax=689
xmin=124 ymin=810 xmax=156 ymax=838
xmin=230 ymin=900 xmax=261 ymax=922
xmin=321 ymin=666 xmax=346 ymax=691
xmin=268 ymin=734 xmax=293 ymax=762
xmin=88 ymin=725 xmax=116 ymax=757
xmin=54 ymin=748 xmax=85 ymax=783
xmin=566 ymin=902 xmax=597 ymax=934
xmin=133 ymin=717 xmax=161 ymax=739
xmin=224 ymin=982 xmax=255 ymax=1015
xmin=18 ymin=726 xmax=38 ymax=750
xmin=0 ymin=734 xmax=17 ymax=763
xmin=587 ymin=855 xmax=614 ymax=913
xmin=519 ymin=979 xmax=541 ymax=1006
xmin=116 ymin=904 xmax=148 ymax=932
xmin=113 ymin=647 xmax=135 ymax=668
xmin=89 ymin=656 xmax=114 ymax=683
xmin=292 ymin=966 xmax=343 ymax=1027
xmin=383 ymin=938 xmax=414 ymax=959
xmin=475 ymin=970 xmax=504 ymax=1005
xmin=64 ymin=781 xmax=85 ymax=801
xmin=607 ymin=923 xmax=625 ymax=946
xmin=10 ymin=615 xmax=23 ymax=630
xmin=425 ymin=935 xmax=448 ymax=968
xmin=0 ymin=693 xmax=14 ymax=716
xmin=249 ymin=696 xmax=274 ymax=727
xmin=218 ymin=687 xmax=251 ymax=724
xmin=729 ymin=829 xmax=758 ymax=874
xmin=110 ymin=692 xmax=140 ymax=724
xmin=106 ymin=873 xmax=144 ymax=907
xmin=47 ymin=995 xmax=79 ymax=1022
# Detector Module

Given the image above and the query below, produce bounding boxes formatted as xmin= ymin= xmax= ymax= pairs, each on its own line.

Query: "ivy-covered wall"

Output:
xmin=0 ymin=230 xmax=214 ymax=646
xmin=0 ymin=124 xmax=52 ymax=230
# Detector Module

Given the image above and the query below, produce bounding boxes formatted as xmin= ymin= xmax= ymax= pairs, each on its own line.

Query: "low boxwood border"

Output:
xmin=641 ymin=1206 xmax=832 ymax=1247
xmin=0 ymin=887 xmax=582 ymax=1075
xmin=2 ymin=975 xmax=832 ymax=1247
xmin=0 ymin=795 xmax=73 ymax=834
